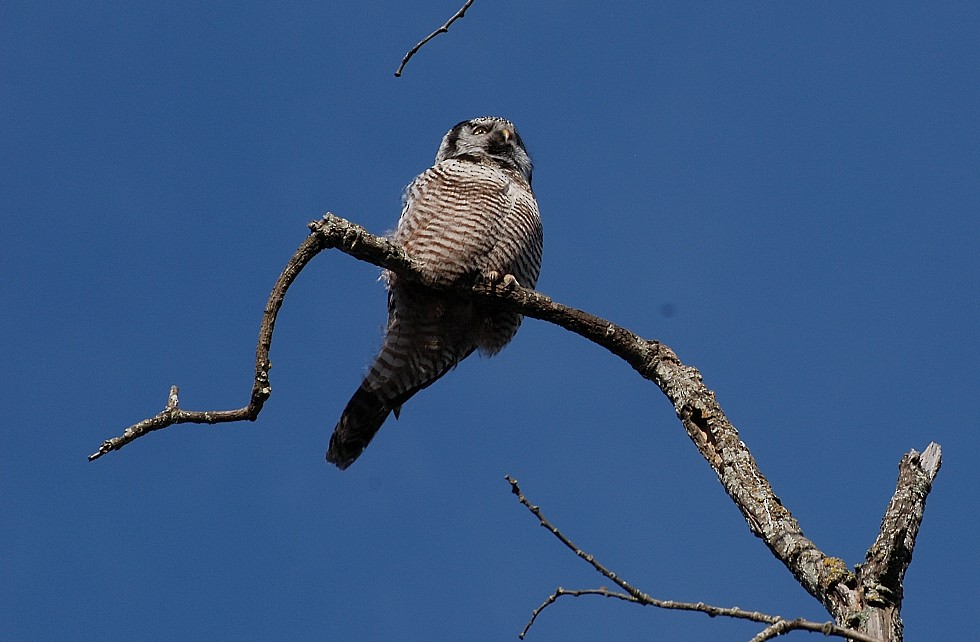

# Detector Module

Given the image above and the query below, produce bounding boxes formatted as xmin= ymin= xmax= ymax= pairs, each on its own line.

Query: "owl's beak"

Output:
xmin=502 ymin=128 xmax=511 ymax=141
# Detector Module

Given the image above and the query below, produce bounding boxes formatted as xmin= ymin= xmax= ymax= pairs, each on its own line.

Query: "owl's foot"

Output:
xmin=486 ymin=270 xmax=520 ymax=289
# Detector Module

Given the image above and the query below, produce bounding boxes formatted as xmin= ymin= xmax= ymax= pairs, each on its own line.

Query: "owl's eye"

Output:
xmin=471 ymin=125 xmax=490 ymax=135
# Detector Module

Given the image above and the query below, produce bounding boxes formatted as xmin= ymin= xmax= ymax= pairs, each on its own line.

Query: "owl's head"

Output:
xmin=435 ymin=116 xmax=533 ymax=184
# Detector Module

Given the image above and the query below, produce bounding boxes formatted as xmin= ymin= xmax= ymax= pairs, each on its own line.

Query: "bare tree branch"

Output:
xmin=88 ymin=228 xmax=334 ymax=460
xmin=747 ymin=619 xmax=828 ymax=642
xmin=394 ymin=0 xmax=477 ymax=77
xmin=506 ymin=476 xmax=884 ymax=642
xmin=520 ymin=588 xmax=641 ymax=638
xmin=90 ymin=213 xmax=941 ymax=640
xmin=834 ymin=442 xmax=943 ymax=639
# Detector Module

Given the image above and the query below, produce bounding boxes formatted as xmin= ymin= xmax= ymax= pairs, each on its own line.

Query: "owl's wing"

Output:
xmin=483 ymin=185 xmax=542 ymax=291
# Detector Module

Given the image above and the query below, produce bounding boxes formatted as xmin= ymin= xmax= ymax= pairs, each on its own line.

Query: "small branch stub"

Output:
xmin=87 ymin=384 xmax=263 ymax=461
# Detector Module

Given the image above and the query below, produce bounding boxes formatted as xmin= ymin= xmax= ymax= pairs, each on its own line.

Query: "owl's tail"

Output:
xmin=326 ymin=343 xmax=476 ymax=469
xmin=327 ymin=385 xmax=392 ymax=470
xmin=327 ymin=285 xmax=481 ymax=469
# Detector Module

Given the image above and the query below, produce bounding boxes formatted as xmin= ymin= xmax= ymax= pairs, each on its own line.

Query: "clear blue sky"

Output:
xmin=2 ymin=2 xmax=977 ymax=640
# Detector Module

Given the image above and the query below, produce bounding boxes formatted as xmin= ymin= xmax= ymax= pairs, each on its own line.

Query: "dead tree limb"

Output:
xmin=90 ymin=213 xmax=941 ymax=641
xmin=840 ymin=443 xmax=942 ymax=639
xmin=394 ymin=0 xmax=477 ymax=77
xmin=505 ymin=476 xmax=885 ymax=642
xmin=88 ymin=228 xmax=332 ymax=460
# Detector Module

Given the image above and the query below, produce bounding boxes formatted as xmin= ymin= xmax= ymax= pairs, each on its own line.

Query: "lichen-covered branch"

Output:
xmin=829 ymin=443 xmax=942 ymax=639
xmin=311 ymin=214 xmax=844 ymax=607
xmin=90 ymin=213 xmax=940 ymax=641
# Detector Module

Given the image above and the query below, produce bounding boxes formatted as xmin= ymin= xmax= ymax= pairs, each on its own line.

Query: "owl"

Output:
xmin=327 ymin=117 xmax=543 ymax=469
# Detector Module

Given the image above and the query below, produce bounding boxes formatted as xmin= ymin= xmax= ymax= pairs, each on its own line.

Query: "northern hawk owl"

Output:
xmin=327 ymin=117 xmax=543 ymax=469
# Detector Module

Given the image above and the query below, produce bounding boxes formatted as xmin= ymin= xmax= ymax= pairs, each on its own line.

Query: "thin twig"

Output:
xmin=88 ymin=385 xmax=256 ymax=461
xmin=394 ymin=0 xmax=477 ymax=77
xmin=520 ymin=588 xmax=640 ymax=639
xmin=506 ymin=476 xmax=884 ymax=642
xmin=748 ymin=619 xmax=822 ymax=642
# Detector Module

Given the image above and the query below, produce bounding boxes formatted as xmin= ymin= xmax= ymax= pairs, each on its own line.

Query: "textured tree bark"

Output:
xmin=300 ymin=214 xmax=943 ymax=641
xmin=91 ymin=213 xmax=942 ymax=641
xmin=827 ymin=443 xmax=942 ymax=640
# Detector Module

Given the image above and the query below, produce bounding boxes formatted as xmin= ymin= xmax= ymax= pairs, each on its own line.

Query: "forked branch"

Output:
xmin=90 ymin=213 xmax=940 ymax=641
xmin=88 ymin=229 xmax=332 ymax=460
xmin=505 ymin=476 xmax=884 ymax=642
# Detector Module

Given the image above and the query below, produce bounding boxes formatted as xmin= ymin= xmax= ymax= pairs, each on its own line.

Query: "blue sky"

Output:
xmin=2 ymin=2 xmax=978 ymax=640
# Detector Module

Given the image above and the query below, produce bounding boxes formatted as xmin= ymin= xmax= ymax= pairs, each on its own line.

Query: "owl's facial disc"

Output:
xmin=436 ymin=117 xmax=533 ymax=184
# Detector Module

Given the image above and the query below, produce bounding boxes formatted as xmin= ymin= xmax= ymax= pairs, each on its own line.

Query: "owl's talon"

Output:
xmin=486 ymin=271 xmax=520 ymax=289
